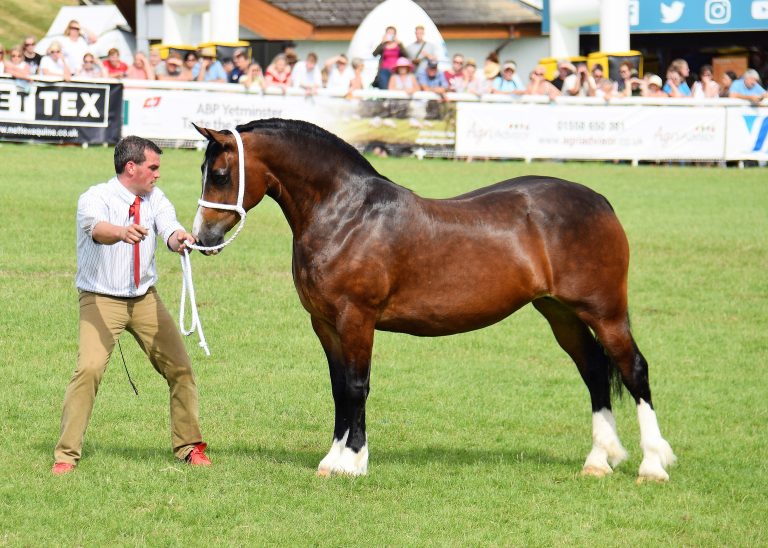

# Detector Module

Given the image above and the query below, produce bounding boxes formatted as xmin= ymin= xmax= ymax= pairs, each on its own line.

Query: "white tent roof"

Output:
xmin=38 ymin=5 xmax=136 ymax=63
xmin=347 ymin=0 xmax=448 ymax=63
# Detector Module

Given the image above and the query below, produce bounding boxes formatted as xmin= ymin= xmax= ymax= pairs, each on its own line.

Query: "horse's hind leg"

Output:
xmin=533 ymin=298 xmax=628 ymax=477
xmin=588 ymin=317 xmax=676 ymax=482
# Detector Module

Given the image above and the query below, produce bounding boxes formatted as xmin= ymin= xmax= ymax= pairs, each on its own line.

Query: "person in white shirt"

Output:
xmin=563 ymin=62 xmax=597 ymax=97
xmin=324 ymin=54 xmax=355 ymax=94
xmin=60 ymin=19 xmax=96 ymax=73
xmin=51 ymin=136 xmax=211 ymax=475
xmin=290 ymin=52 xmax=323 ymax=95
xmin=39 ymin=41 xmax=71 ymax=81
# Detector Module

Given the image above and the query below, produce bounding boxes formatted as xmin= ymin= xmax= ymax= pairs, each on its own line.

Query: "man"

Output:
xmin=229 ymin=48 xmax=250 ymax=83
xmin=563 ymin=62 xmax=597 ymax=97
xmin=550 ymin=60 xmax=575 ymax=91
xmin=405 ymin=25 xmax=437 ymax=74
xmin=417 ymin=59 xmax=449 ymax=97
xmin=290 ymin=52 xmax=322 ymax=95
xmin=729 ymin=69 xmax=767 ymax=105
xmin=52 ymin=136 xmax=211 ymax=475
xmin=324 ymin=54 xmax=355 ymax=94
xmin=193 ymin=46 xmax=227 ymax=82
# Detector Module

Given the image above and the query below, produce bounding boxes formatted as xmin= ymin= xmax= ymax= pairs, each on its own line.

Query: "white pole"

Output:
xmin=600 ymin=0 xmax=630 ymax=53
xmin=209 ymin=0 xmax=240 ymax=42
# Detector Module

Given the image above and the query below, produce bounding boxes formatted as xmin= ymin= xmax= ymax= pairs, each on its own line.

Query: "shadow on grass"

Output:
xmin=224 ymin=443 xmax=579 ymax=471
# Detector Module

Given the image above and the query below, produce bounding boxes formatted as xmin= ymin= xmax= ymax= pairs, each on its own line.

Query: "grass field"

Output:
xmin=0 ymin=143 xmax=766 ymax=546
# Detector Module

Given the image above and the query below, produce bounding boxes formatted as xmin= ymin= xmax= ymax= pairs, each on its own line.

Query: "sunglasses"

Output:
xmin=11 ymin=53 xmax=22 ymax=58
xmin=534 ymin=72 xmax=545 ymax=76
xmin=49 ymin=49 xmax=61 ymax=54
xmin=25 ymin=42 xmax=35 ymax=46
xmin=69 ymin=27 xmax=80 ymax=31
xmin=83 ymin=60 xmax=94 ymax=64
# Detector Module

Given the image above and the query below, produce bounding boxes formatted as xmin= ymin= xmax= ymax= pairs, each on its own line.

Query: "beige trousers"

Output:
xmin=54 ymin=288 xmax=203 ymax=464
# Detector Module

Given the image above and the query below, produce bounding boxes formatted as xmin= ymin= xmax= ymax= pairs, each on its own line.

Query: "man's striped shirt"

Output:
xmin=76 ymin=177 xmax=184 ymax=297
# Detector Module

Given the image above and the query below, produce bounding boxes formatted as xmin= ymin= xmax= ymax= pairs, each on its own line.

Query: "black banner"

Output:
xmin=0 ymin=79 xmax=122 ymax=145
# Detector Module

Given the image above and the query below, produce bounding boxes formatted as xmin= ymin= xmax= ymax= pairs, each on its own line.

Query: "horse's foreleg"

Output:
xmin=533 ymin=298 xmax=627 ymax=477
xmin=311 ymin=317 xmax=350 ymax=476
xmin=592 ymin=320 xmax=676 ymax=482
xmin=313 ymin=310 xmax=374 ymax=477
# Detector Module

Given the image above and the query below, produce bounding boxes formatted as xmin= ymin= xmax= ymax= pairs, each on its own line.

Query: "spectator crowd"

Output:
xmin=1 ymin=20 xmax=766 ymax=104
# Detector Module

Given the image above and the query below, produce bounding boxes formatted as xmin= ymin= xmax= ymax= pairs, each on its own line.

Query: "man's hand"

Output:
xmin=170 ymin=230 xmax=197 ymax=254
xmin=121 ymin=224 xmax=148 ymax=244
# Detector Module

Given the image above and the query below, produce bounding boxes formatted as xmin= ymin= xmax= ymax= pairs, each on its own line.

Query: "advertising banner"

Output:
xmin=123 ymin=88 xmax=360 ymax=142
xmin=0 ymin=79 xmax=122 ymax=144
xmin=455 ymin=102 xmax=727 ymax=161
xmin=122 ymin=87 xmax=456 ymax=153
xmin=724 ymin=106 xmax=768 ymax=161
xmin=543 ymin=0 xmax=768 ymax=33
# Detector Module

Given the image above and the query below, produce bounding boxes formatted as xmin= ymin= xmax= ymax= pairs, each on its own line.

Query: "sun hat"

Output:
xmin=648 ymin=74 xmax=663 ymax=87
xmin=395 ymin=57 xmax=412 ymax=70
xmin=199 ymin=46 xmax=216 ymax=58
xmin=502 ymin=61 xmax=517 ymax=72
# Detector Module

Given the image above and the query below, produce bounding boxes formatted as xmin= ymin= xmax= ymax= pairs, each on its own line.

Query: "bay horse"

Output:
xmin=191 ymin=119 xmax=676 ymax=482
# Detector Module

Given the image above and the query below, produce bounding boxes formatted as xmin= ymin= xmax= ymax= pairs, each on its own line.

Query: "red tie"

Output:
xmin=129 ymin=196 xmax=141 ymax=289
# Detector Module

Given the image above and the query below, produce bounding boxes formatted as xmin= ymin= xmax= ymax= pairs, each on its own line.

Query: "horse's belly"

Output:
xmin=376 ymin=286 xmax=533 ymax=336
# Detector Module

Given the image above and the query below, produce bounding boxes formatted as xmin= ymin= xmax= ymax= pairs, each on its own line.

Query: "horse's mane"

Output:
xmin=235 ymin=118 xmax=380 ymax=176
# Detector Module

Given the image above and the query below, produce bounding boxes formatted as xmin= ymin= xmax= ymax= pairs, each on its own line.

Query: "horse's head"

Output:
xmin=191 ymin=124 xmax=268 ymax=254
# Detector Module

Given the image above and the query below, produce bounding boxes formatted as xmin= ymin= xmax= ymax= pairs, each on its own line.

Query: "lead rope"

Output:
xmin=179 ymin=127 xmax=247 ymax=355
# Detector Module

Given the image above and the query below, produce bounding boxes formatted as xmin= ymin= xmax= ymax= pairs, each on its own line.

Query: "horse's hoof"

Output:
xmin=581 ymin=465 xmax=612 ymax=478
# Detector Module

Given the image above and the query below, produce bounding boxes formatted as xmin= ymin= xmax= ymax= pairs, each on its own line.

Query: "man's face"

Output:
xmin=744 ymin=76 xmax=757 ymax=89
xmin=127 ymin=149 xmax=161 ymax=195
xmin=415 ymin=28 xmax=424 ymax=41
xmin=235 ymin=54 xmax=249 ymax=69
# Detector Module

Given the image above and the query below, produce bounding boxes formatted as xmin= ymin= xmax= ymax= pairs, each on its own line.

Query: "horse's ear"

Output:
xmin=192 ymin=124 xmax=228 ymax=146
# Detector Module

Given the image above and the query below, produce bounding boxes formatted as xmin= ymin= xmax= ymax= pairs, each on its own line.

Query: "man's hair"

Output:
xmin=743 ymin=68 xmax=760 ymax=81
xmin=114 ymin=136 xmax=162 ymax=174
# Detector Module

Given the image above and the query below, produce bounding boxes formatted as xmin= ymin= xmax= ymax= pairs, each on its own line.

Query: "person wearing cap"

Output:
xmin=551 ymin=61 xmax=575 ymax=91
xmin=563 ymin=62 xmax=597 ymax=97
xmin=417 ymin=59 xmax=449 ymax=99
xmin=193 ymin=47 xmax=227 ymax=83
xmin=156 ymin=53 xmax=185 ymax=81
xmin=728 ymin=69 xmax=767 ymax=105
xmin=491 ymin=61 xmax=525 ymax=96
xmin=388 ymin=56 xmax=419 ymax=94
xmin=641 ymin=74 xmax=667 ymax=98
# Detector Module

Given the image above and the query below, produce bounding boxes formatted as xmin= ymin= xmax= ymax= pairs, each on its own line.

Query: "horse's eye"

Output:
xmin=212 ymin=168 xmax=230 ymax=186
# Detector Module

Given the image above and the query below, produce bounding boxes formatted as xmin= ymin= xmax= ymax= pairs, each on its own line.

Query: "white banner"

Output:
xmin=123 ymin=88 xmax=354 ymax=141
xmin=456 ymin=103 xmax=728 ymax=161
xmin=724 ymin=106 xmax=768 ymax=161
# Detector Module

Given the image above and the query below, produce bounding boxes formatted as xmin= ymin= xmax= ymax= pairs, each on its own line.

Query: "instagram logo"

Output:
xmin=705 ymin=0 xmax=731 ymax=24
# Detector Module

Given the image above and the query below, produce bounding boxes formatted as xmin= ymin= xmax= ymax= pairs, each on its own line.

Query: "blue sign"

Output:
xmin=542 ymin=0 xmax=768 ymax=33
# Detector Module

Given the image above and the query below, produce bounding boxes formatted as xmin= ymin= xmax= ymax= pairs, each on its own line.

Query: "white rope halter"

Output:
xmin=179 ymin=127 xmax=247 ymax=355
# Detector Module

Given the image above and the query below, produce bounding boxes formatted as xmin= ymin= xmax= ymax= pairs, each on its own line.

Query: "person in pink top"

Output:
xmin=265 ymin=53 xmax=291 ymax=93
xmin=372 ymin=26 xmax=407 ymax=89
xmin=125 ymin=52 xmax=155 ymax=80
xmin=387 ymin=57 xmax=419 ymax=95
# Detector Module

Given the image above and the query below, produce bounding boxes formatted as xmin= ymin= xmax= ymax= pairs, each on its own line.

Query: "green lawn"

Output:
xmin=0 ymin=144 xmax=766 ymax=545
xmin=0 ymin=0 xmax=78 ymax=49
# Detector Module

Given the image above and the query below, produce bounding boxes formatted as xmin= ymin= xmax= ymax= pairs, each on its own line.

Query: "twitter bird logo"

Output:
xmin=661 ymin=1 xmax=685 ymax=23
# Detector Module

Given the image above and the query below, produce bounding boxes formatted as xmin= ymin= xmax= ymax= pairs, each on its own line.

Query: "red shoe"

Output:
xmin=52 ymin=462 xmax=75 ymax=475
xmin=186 ymin=443 xmax=211 ymax=466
